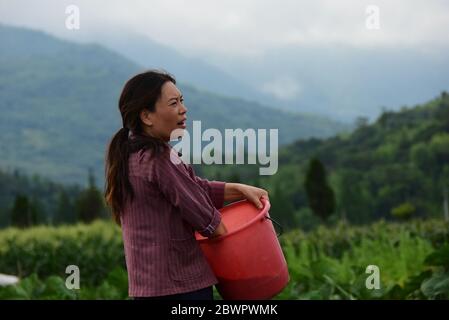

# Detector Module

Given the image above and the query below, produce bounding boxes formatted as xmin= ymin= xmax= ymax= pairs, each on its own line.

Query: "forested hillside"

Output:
xmin=202 ymin=92 xmax=449 ymax=229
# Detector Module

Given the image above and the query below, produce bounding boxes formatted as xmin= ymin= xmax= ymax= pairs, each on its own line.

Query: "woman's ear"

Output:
xmin=140 ymin=109 xmax=153 ymax=127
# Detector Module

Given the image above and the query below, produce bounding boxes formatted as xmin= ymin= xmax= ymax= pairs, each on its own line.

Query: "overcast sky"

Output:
xmin=1 ymin=0 xmax=449 ymax=59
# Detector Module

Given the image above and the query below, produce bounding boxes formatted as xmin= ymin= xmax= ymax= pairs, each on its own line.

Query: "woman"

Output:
xmin=104 ymin=70 xmax=268 ymax=300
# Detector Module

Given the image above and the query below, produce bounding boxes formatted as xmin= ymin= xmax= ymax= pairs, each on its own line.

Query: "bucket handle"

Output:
xmin=265 ymin=215 xmax=283 ymax=237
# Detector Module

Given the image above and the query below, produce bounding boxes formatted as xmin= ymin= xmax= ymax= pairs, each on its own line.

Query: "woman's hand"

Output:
xmin=239 ymin=184 xmax=269 ymax=209
xmin=224 ymin=183 xmax=269 ymax=209
xmin=210 ymin=220 xmax=228 ymax=238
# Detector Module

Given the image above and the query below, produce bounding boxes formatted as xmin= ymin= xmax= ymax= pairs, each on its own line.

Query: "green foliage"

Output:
xmin=0 ymin=169 xmax=65 ymax=228
xmin=391 ymin=202 xmax=416 ymax=220
xmin=420 ymin=272 xmax=449 ymax=299
xmin=0 ymin=167 xmax=108 ymax=228
xmin=269 ymin=184 xmax=296 ymax=230
xmin=201 ymin=92 xmax=449 ymax=228
xmin=419 ymin=244 xmax=449 ymax=299
xmin=54 ymin=190 xmax=76 ymax=224
xmin=0 ymin=219 xmax=447 ymax=299
xmin=0 ymin=269 xmax=129 ymax=300
xmin=424 ymin=244 xmax=449 ymax=269
xmin=293 ymin=207 xmax=321 ymax=232
xmin=75 ymin=168 xmax=107 ymax=223
xmin=276 ymin=219 xmax=448 ymax=300
xmin=10 ymin=194 xmax=36 ymax=228
xmin=0 ymin=220 xmax=124 ymax=285
xmin=304 ymin=158 xmax=336 ymax=222
xmin=10 ymin=194 xmax=46 ymax=227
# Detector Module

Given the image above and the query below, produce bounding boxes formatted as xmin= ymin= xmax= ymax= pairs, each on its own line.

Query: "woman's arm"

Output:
xmin=210 ymin=183 xmax=269 ymax=238
xmin=224 ymin=183 xmax=269 ymax=209
xmin=210 ymin=220 xmax=228 ymax=238
xmin=223 ymin=183 xmax=245 ymax=202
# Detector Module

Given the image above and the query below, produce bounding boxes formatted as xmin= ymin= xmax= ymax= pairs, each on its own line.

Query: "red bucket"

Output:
xmin=195 ymin=198 xmax=289 ymax=300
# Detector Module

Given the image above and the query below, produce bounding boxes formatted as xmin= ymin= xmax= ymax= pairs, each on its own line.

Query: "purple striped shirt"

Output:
xmin=121 ymin=145 xmax=225 ymax=297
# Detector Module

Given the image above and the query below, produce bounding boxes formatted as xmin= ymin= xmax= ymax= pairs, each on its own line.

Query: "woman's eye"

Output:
xmin=170 ymin=98 xmax=183 ymax=106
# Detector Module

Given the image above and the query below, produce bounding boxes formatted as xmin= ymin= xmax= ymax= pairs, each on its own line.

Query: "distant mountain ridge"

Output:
xmin=0 ymin=24 xmax=349 ymax=186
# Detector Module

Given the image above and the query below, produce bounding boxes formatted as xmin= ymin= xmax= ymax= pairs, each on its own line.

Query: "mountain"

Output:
xmin=91 ymin=30 xmax=280 ymax=104
xmin=92 ymin=29 xmax=449 ymax=122
xmin=268 ymin=92 xmax=449 ymax=225
xmin=0 ymin=24 xmax=349 ymax=186
xmin=206 ymin=45 xmax=449 ymax=121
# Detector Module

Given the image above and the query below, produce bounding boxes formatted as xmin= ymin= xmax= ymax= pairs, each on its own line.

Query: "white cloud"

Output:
xmin=261 ymin=76 xmax=303 ymax=101
xmin=0 ymin=0 xmax=448 ymax=58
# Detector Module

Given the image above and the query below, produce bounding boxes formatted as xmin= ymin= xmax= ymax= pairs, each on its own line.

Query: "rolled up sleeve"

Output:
xmin=185 ymin=165 xmax=226 ymax=210
xmin=147 ymin=151 xmax=222 ymax=238
xmin=200 ymin=207 xmax=221 ymax=237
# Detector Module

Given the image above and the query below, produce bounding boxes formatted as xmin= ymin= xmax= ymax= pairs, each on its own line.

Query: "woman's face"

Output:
xmin=140 ymin=81 xmax=188 ymax=141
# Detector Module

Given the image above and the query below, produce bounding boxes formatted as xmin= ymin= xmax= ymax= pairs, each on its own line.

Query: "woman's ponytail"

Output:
xmin=104 ymin=70 xmax=176 ymax=225
xmin=104 ymin=127 xmax=132 ymax=225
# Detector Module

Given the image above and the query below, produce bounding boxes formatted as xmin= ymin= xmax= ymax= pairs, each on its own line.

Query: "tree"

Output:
xmin=55 ymin=190 xmax=76 ymax=224
xmin=13 ymin=168 xmax=21 ymax=179
xmin=10 ymin=194 xmax=37 ymax=228
xmin=75 ymin=168 xmax=107 ymax=223
xmin=304 ymin=158 xmax=336 ymax=222
xmin=443 ymin=186 xmax=449 ymax=222
xmin=334 ymin=169 xmax=371 ymax=224
xmin=355 ymin=116 xmax=369 ymax=129
xmin=29 ymin=196 xmax=45 ymax=225
xmin=270 ymin=183 xmax=295 ymax=230
xmin=442 ymin=91 xmax=449 ymax=100
xmin=436 ymin=92 xmax=449 ymax=132
xmin=441 ymin=165 xmax=449 ymax=222
xmin=0 ymin=207 xmax=9 ymax=228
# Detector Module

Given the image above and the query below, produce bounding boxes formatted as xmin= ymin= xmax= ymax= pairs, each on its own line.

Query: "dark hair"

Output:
xmin=104 ymin=70 xmax=176 ymax=225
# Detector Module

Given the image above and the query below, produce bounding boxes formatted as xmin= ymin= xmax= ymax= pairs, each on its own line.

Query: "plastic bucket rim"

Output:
xmin=197 ymin=198 xmax=271 ymax=243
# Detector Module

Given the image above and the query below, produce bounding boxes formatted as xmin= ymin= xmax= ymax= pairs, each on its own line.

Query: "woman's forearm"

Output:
xmin=223 ymin=182 xmax=269 ymax=209
xmin=223 ymin=183 xmax=244 ymax=202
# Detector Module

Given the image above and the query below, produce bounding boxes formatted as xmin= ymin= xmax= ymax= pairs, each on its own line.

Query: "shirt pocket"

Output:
xmin=168 ymin=237 xmax=209 ymax=282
